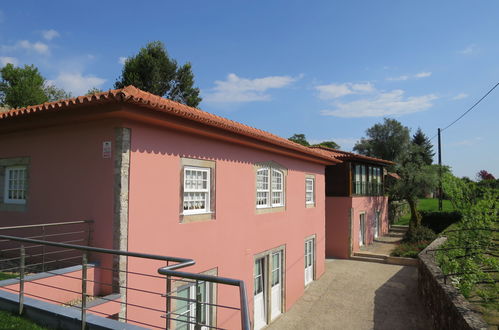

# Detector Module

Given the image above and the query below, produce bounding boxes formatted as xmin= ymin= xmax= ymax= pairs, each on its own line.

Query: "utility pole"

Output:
xmin=438 ymin=128 xmax=443 ymax=211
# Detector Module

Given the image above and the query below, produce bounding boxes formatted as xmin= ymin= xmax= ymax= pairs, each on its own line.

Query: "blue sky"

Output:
xmin=1 ymin=1 xmax=498 ymax=178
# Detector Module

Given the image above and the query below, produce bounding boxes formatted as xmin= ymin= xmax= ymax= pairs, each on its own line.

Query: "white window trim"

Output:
xmin=4 ymin=166 xmax=27 ymax=205
xmin=256 ymin=168 xmax=270 ymax=209
xmin=305 ymin=178 xmax=315 ymax=205
xmin=182 ymin=166 xmax=210 ymax=215
xmin=271 ymin=169 xmax=284 ymax=207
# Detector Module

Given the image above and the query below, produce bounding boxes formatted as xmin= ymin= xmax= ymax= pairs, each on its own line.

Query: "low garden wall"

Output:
xmin=418 ymin=237 xmax=488 ymax=330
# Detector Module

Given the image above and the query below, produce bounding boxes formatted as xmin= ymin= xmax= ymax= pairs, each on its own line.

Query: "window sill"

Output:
xmin=180 ymin=212 xmax=215 ymax=224
xmin=0 ymin=203 xmax=27 ymax=212
xmin=305 ymin=203 xmax=316 ymax=208
xmin=255 ymin=206 xmax=285 ymax=215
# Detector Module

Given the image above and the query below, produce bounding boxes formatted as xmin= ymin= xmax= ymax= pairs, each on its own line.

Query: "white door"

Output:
xmin=254 ymin=258 xmax=266 ymax=330
xmin=374 ymin=211 xmax=380 ymax=239
xmin=270 ymin=251 xmax=282 ymax=320
xmin=359 ymin=214 xmax=365 ymax=246
xmin=175 ymin=282 xmax=210 ymax=330
xmin=304 ymin=239 xmax=314 ymax=285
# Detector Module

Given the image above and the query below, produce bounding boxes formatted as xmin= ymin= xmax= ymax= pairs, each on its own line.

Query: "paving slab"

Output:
xmin=267 ymin=259 xmax=431 ymax=330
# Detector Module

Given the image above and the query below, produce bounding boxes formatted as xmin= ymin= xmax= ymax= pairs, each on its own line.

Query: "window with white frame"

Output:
xmin=183 ymin=167 xmax=210 ymax=215
xmin=4 ymin=166 xmax=27 ymax=204
xmin=305 ymin=178 xmax=315 ymax=204
xmin=256 ymin=165 xmax=285 ymax=209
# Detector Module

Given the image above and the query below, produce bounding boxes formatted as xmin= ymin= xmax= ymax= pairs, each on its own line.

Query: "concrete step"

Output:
xmin=353 ymin=252 xmax=387 ymax=260
xmin=350 ymin=255 xmax=387 ymax=264
xmin=390 ymin=225 xmax=409 ymax=232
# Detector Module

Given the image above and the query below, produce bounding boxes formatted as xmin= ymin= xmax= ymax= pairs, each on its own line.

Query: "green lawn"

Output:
xmin=0 ymin=272 xmax=18 ymax=281
xmin=0 ymin=311 xmax=50 ymax=330
xmin=395 ymin=198 xmax=454 ymax=225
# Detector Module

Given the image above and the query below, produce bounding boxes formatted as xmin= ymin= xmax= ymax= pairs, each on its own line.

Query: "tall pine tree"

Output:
xmin=412 ymin=128 xmax=434 ymax=165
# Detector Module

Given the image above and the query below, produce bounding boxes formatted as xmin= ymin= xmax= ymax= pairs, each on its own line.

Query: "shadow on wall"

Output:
xmin=373 ymin=266 xmax=431 ymax=330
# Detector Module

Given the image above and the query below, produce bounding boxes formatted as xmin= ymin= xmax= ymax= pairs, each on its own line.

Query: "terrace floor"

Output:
xmin=267 ymin=259 xmax=431 ymax=330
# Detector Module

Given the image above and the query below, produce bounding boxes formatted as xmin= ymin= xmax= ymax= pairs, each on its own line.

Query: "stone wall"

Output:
xmin=418 ymin=237 xmax=488 ymax=330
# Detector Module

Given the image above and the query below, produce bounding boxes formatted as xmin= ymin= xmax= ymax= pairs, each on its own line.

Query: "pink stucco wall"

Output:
xmin=325 ymin=196 xmax=389 ymax=258
xmin=125 ymin=122 xmax=326 ymax=329
xmin=0 ymin=122 xmax=116 ymax=293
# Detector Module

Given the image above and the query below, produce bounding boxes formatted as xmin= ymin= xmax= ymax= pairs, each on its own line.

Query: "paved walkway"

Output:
xmin=359 ymin=226 xmax=407 ymax=256
xmin=267 ymin=259 xmax=431 ymax=330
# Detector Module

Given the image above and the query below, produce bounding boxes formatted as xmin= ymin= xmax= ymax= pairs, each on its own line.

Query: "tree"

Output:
xmin=0 ymin=64 xmax=48 ymax=108
xmin=0 ymin=63 xmax=72 ymax=108
xmin=412 ymin=128 xmax=434 ymax=165
xmin=86 ymin=87 xmax=103 ymax=95
xmin=477 ymin=170 xmax=495 ymax=181
xmin=115 ymin=41 xmax=201 ymax=108
xmin=314 ymin=141 xmax=340 ymax=149
xmin=288 ymin=134 xmax=310 ymax=146
xmin=391 ymin=144 xmax=438 ymax=233
xmin=353 ymin=118 xmax=410 ymax=163
xmin=44 ymin=84 xmax=72 ymax=102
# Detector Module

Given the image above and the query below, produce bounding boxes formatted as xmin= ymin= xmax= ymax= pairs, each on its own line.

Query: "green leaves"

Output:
xmin=115 ymin=41 xmax=202 ymax=108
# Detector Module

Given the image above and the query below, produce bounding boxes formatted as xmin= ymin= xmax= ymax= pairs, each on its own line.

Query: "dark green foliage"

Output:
xmin=421 ymin=211 xmax=462 ymax=233
xmin=115 ymin=41 xmax=201 ymax=107
xmin=412 ymin=128 xmax=434 ymax=165
xmin=314 ymin=140 xmax=340 ymax=149
xmin=391 ymin=241 xmax=432 ymax=258
xmin=404 ymin=225 xmax=436 ymax=243
xmin=288 ymin=134 xmax=310 ymax=146
xmin=44 ymin=84 xmax=72 ymax=102
xmin=353 ymin=118 xmax=410 ymax=162
xmin=0 ymin=64 xmax=48 ymax=108
xmin=0 ymin=310 xmax=49 ymax=329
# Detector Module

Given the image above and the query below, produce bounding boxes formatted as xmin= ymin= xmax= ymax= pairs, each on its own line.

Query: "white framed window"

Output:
xmin=271 ymin=169 xmax=283 ymax=207
xmin=305 ymin=178 xmax=315 ymax=204
xmin=256 ymin=168 xmax=270 ymax=208
xmin=4 ymin=166 xmax=27 ymax=204
xmin=256 ymin=166 xmax=285 ymax=209
xmin=183 ymin=167 xmax=210 ymax=215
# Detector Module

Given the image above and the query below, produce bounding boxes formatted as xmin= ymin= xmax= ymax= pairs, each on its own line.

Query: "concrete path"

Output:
xmin=267 ymin=259 xmax=431 ymax=330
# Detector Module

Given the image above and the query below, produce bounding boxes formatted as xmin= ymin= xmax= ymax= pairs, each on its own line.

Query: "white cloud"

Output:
xmin=204 ymin=73 xmax=299 ymax=103
xmin=387 ymin=71 xmax=432 ymax=81
xmin=320 ymin=89 xmax=438 ymax=118
xmin=453 ymin=137 xmax=483 ymax=146
xmin=414 ymin=71 xmax=432 ymax=78
xmin=458 ymin=44 xmax=476 ymax=55
xmin=315 ymin=82 xmax=375 ymax=99
xmin=0 ymin=56 xmax=18 ymax=66
xmin=50 ymin=72 xmax=106 ymax=96
xmin=452 ymin=93 xmax=468 ymax=100
xmin=41 ymin=29 xmax=60 ymax=40
xmin=118 ymin=57 xmax=128 ymax=65
xmin=1 ymin=40 xmax=50 ymax=55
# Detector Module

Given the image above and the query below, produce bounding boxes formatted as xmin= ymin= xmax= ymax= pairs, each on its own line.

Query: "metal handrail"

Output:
xmin=0 ymin=234 xmax=250 ymax=330
xmin=0 ymin=220 xmax=93 ymax=231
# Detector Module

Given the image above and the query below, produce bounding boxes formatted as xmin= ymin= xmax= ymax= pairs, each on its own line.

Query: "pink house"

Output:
xmin=0 ymin=86 xmax=341 ymax=329
xmin=311 ymin=146 xmax=394 ymax=259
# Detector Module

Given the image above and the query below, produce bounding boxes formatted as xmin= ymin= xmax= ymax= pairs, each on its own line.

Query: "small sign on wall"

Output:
xmin=102 ymin=141 xmax=112 ymax=159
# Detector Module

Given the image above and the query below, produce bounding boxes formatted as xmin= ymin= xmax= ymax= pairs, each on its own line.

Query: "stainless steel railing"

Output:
xmin=0 ymin=234 xmax=250 ymax=330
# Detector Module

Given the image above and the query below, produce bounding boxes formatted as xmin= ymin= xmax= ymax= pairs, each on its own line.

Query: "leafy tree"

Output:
xmin=115 ymin=41 xmax=201 ymax=107
xmin=477 ymin=170 xmax=495 ymax=181
xmin=314 ymin=140 xmax=340 ymax=149
xmin=412 ymin=128 xmax=434 ymax=165
xmin=0 ymin=64 xmax=48 ymax=108
xmin=288 ymin=134 xmax=310 ymax=146
xmin=44 ymin=84 xmax=72 ymax=102
xmin=86 ymin=87 xmax=103 ymax=95
xmin=353 ymin=118 xmax=410 ymax=163
xmin=391 ymin=144 xmax=438 ymax=233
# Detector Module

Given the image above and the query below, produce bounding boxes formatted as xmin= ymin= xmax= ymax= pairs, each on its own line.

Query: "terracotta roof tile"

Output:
xmin=310 ymin=146 xmax=395 ymax=165
xmin=0 ymin=86 xmax=340 ymax=164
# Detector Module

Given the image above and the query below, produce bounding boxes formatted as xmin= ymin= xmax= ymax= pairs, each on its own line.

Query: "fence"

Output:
xmin=0 ymin=233 xmax=250 ymax=329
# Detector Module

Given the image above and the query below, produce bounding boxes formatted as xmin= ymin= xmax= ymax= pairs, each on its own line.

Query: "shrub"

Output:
xmin=391 ymin=241 xmax=431 ymax=258
xmin=404 ymin=225 xmax=436 ymax=243
xmin=421 ymin=211 xmax=462 ymax=233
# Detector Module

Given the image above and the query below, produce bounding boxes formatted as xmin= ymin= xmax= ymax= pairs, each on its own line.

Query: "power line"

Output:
xmin=429 ymin=81 xmax=499 ymax=140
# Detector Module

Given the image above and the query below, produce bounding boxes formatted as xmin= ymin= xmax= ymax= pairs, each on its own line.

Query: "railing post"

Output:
xmin=165 ymin=271 xmax=171 ymax=329
xmin=81 ymin=252 xmax=87 ymax=330
xmin=19 ymin=245 xmax=25 ymax=315
xmin=41 ymin=225 xmax=46 ymax=272
xmin=195 ymin=280 xmax=202 ymax=330
xmin=239 ymin=281 xmax=250 ymax=330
